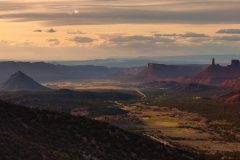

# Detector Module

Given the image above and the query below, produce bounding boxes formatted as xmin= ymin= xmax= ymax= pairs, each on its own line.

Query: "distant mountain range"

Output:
xmin=0 ymin=71 xmax=49 ymax=92
xmin=0 ymin=61 xmax=205 ymax=83
xmin=0 ymin=58 xmax=240 ymax=89
xmin=0 ymin=61 xmax=123 ymax=82
xmin=52 ymin=54 xmax=240 ymax=67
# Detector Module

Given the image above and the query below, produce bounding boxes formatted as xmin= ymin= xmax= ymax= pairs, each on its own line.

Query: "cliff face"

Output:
xmin=194 ymin=60 xmax=240 ymax=85
xmin=147 ymin=63 xmax=203 ymax=78
xmin=133 ymin=63 xmax=204 ymax=82
xmin=132 ymin=59 xmax=240 ymax=84
xmin=134 ymin=63 xmax=203 ymax=82
xmin=219 ymin=79 xmax=240 ymax=90
xmin=220 ymin=90 xmax=240 ymax=102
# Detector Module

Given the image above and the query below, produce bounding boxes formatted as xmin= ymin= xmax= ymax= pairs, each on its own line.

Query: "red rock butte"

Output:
xmin=194 ymin=58 xmax=240 ymax=85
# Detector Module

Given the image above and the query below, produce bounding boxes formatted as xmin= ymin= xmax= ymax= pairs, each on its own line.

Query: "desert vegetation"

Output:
xmin=0 ymin=100 xmax=205 ymax=160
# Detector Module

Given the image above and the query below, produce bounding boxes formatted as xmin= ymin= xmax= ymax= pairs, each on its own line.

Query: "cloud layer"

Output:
xmin=1 ymin=0 xmax=240 ymax=25
xmin=1 ymin=0 xmax=240 ymax=60
xmin=217 ymin=29 xmax=240 ymax=34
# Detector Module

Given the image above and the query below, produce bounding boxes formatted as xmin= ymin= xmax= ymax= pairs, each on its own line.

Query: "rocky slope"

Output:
xmin=0 ymin=101 xmax=204 ymax=160
xmin=219 ymin=90 xmax=240 ymax=102
xmin=219 ymin=79 xmax=240 ymax=90
xmin=194 ymin=60 xmax=240 ymax=85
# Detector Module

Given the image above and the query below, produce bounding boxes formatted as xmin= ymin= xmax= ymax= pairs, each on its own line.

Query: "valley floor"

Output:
xmin=97 ymin=101 xmax=240 ymax=159
xmin=4 ymin=81 xmax=240 ymax=160
xmin=52 ymin=80 xmax=239 ymax=159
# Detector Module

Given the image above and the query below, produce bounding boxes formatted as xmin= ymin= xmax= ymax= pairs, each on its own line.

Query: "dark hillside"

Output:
xmin=0 ymin=61 xmax=121 ymax=82
xmin=0 ymin=90 xmax=139 ymax=117
xmin=0 ymin=101 xmax=204 ymax=160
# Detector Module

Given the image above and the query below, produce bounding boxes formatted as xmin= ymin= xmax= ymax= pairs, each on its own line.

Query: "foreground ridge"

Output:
xmin=0 ymin=100 xmax=204 ymax=160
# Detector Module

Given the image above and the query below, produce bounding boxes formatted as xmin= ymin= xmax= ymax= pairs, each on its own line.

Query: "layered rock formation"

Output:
xmin=135 ymin=63 xmax=203 ymax=82
xmin=194 ymin=59 xmax=240 ymax=85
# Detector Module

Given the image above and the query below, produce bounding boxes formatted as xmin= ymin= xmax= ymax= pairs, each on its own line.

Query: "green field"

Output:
xmin=109 ymin=101 xmax=240 ymax=159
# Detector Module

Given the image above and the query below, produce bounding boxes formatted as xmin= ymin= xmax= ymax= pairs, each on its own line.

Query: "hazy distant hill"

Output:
xmin=0 ymin=61 xmax=122 ymax=82
xmin=53 ymin=58 xmax=160 ymax=68
xmin=52 ymin=55 xmax=239 ymax=67
xmin=0 ymin=61 xmax=208 ymax=83
xmin=0 ymin=71 xmax=49 ymax=92
xmin=0 ymin=101 xmax=203 ymax=160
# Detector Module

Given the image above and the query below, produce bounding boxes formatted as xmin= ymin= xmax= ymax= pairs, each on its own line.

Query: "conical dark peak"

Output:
xmin=15 ymin=71 xmax=25 ymax=75
xmin=8 ymin=71 xmax=36 ymax=82
xmin=0 ymin=71 xmax=49 ymax=92
xmin=11 ymin=71 xmax=28 ymax=78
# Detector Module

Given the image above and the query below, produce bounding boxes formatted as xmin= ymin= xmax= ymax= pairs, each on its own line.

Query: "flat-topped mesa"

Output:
xmin=147 ymin=63 xmax=165 ymax=75
xmin=209 ymin=58 xmax=240 ymax=69
xmin=231 ymin=59 xmax=240 ymax=67
xmin=146 ymin=63 xmax=203 ymax=78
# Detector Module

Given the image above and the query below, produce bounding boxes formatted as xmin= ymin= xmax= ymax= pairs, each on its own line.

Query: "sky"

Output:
xmin=0 ymin=0 xmax=240 ymax=60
